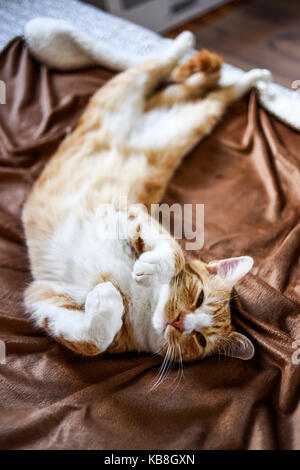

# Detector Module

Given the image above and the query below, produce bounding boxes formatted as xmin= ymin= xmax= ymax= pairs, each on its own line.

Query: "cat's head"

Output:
xmin=154 ymin=256 xmax=254 ymax=362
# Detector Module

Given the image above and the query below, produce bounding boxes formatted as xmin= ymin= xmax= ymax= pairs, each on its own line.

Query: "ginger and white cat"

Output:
xmin=23 ymin=32 xmax=271 ymax=363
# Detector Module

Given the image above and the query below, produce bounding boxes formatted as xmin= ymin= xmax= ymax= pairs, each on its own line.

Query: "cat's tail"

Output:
xmin=171 ymin=49 xmax=223 ymax=88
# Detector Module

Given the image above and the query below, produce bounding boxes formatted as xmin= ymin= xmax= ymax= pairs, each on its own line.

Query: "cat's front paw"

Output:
xmin=85 ymin=282 xmax=124 ymax=348
xmin=132 ymin=249 xmax=175 ymax=287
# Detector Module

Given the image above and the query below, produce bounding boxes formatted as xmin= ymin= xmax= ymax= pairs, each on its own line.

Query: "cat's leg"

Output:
xmin=94 ymin=31 xmax=195 ymax=111
xmin=152 ymin=68 xmax=272 ymax=159
xmin=146 ymin=71 xmax=220 ymax=109
xmin=133 ymin=68 xmax=272 ymax=200
xmin=24 ymin=280 xmax=124 ymax=356
xmin=91 ymin=31 xmax=195 ymax=138
xmin=128 ymin=207 xmax=185 ymax=287
xmin=93 ymin=31 xmax=194 ymax=138
xmin=146 ymin=49 xmax=223 ymax=109
xmin=136 ymin=31 xmax=196 ymax=96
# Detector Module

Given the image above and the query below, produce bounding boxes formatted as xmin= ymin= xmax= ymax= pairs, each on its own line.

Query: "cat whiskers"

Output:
xmin=150 ymin=342 xmax=185 ymax=392
xmin=214 ymin=294 xmax=240 ymax=305
xmin=152 ymin=341 xmax=168 ymax=358
xmin=170 ymin=344 xmax=185 ymax=391
xmin=150 ymin=343 xmax=175 ymax=392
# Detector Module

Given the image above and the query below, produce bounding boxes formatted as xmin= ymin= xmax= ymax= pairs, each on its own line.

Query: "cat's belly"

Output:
xmin=46 ymin=210 xmax=133 ymax=292
xmin=27 ymin=206 xmax=161 ymax=352
xmin=52 ymin=212 xmax=158 ymax=350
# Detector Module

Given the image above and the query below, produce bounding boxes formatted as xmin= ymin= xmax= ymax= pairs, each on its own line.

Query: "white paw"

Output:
xmin=170 ymin=31 xmax=195 ymax=60
xmin=85 ymin=282 xmax=123 ymax=316
xmin=85 ymin=282 xmax=124 ymax=347
xmin=175 ymin=31 xmax=195 ymax=50
xmin=132 ymin=249 xmax=175 ymax=287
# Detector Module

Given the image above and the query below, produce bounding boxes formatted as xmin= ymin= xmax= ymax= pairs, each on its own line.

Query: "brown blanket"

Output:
xmin=0 ymin=38 xmax=299 ymax=450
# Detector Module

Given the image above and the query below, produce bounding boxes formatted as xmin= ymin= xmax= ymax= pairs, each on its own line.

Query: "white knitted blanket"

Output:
xmin=1 ymin=0 xmax=299 ymax=130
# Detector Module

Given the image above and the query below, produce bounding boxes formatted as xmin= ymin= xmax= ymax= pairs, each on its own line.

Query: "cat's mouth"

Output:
xmin=164 ymin=324 xmax=180 ymax=342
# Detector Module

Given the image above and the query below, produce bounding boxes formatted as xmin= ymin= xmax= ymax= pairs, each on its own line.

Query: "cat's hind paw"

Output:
xmin=85 ymin=282 xmax=123 ymax=317
xmin=85 ymin=282 xmax=124 ymax=349
xmin=176 ymin=31 xmax=195 ymax=48
xmin=172 ymin=49 xmax=223 ymax=83
xmin=167 ymin=31 xmax=195 ymax=63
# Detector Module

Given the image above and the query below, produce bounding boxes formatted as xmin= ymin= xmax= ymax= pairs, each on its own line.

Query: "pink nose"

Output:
xmin=168 ymin=314 xmax=184 ymax=333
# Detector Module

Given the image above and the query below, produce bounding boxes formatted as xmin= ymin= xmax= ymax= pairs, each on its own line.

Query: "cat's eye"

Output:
xmin=195 ymin=332 xmax=206 ymax=348
xmin=195 ymin=290 xmax=204 ymax=309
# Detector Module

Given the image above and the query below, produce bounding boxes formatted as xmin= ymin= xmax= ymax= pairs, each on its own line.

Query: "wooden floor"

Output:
xmin=167 ymin=0 xmax=300 ymax=88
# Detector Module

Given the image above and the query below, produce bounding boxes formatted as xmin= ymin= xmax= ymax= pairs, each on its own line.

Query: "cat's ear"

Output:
xmin=221 ymin=332 xmax=255 ymax=360
xmin=207 ymin=256 xmax=253 ymax=288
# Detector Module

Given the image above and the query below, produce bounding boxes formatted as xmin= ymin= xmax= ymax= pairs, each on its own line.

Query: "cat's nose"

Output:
xmin=168 ymin=314 xmax=185 ymax=333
